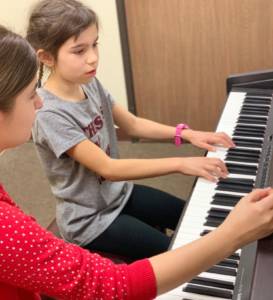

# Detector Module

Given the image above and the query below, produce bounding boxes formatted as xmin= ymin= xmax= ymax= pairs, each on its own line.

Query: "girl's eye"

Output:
xmin=74 ymin=49 xmax=85 ymax=55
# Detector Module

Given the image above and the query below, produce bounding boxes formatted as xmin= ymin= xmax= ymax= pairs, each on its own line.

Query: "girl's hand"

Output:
xmin=179 ymin=157 xmax=228 ymax=181
xmin=182 ymin=129 xmax=235 ymax=151
xmin=219 ymin=188 xmax=273 ymax=247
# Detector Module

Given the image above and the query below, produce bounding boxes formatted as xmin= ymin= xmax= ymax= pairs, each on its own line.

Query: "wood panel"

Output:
xmin=123 ymin=0 xmax=273 ymax=130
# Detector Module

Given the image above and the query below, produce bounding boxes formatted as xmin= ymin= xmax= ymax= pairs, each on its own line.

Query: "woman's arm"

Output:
xmin=1 ymin=188 xmax=273 ymax=300
xmin=112 ymin=103 xmax=235 ymax=150
xmin=67 ymin=139 xmax=228 ymax=182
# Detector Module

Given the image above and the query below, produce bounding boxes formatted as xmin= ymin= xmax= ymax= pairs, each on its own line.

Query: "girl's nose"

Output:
xmin=87 ymin=49 xmax=98 ymax=65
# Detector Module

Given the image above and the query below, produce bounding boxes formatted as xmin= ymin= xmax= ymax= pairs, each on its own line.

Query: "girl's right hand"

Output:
xmin=179 ymin=157 xmax=228 ymax=181
xmin=218 ymin=188 xmax=273 ymax=248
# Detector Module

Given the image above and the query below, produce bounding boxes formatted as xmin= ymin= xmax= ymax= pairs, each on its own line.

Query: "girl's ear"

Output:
xmin=37 ymin=49 xmax=55 ymax=68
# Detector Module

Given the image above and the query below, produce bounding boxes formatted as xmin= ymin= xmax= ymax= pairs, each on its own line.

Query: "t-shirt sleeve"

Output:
xmin=0 ymin=201 xmax=157 ymax=300
xmin=33 ymin=111 xmax=87 ymax=158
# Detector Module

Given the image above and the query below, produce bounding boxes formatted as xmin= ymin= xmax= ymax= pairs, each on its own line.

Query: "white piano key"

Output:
xmin=158 ymin=287 xmax=233 ymax=300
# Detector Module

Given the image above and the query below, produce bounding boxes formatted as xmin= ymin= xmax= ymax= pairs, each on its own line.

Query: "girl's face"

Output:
xmin=52 ymin=24 xmax=99 ymax=85
xmin=0 ymin=77 xmax=43 ymax=151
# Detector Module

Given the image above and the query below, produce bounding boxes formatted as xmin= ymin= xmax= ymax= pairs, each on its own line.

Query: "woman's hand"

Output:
xmin=219 ymin=188 xmax=273 ymax=248
xmin=179 ymin=157 xmax=228 ymax=181
xmin=182 ymin=129 xmax=235 ymax=151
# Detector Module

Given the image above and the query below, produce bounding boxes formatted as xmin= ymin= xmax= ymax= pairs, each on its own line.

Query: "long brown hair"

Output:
xmin=0 ymin=26 xmax=38 ymax=112
xmin=26 ymin=0 xmax=98 ymax=86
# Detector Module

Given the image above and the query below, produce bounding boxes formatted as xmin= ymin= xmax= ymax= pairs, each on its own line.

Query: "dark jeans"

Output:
xmin=84 ymin=184 xmax=185 ymax=260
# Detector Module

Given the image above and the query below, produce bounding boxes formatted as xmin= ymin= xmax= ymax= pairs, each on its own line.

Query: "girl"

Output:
xmin=27 ymin=0 xmax=235 ymax=260
xmin=1 ymin=22 xmax=273 ymax=300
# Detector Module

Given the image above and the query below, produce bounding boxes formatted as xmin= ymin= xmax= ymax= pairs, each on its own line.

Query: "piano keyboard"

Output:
xmin=157 ymin=89 xmax=273 ymax=300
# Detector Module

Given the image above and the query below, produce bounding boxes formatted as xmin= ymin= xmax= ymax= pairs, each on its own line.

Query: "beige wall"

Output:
xmin=0 ymin=0 xmax=128 ymax=108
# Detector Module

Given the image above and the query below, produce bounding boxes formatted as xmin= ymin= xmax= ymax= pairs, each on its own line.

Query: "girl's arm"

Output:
xmin=112 ymin=103 xmax=235 ymax=151
xmin=67 ymin=139 xmax=228 ymax=182
xmin=151 ymin=188 xmax=273 ymax=295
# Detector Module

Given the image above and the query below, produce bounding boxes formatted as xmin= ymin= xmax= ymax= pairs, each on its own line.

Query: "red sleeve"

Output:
xmin=0 ymin=200 xmax=157 ymax=300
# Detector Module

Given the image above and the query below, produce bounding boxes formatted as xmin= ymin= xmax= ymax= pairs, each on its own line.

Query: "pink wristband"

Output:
xmin=174 ymin=123 xmax=189 ymax=146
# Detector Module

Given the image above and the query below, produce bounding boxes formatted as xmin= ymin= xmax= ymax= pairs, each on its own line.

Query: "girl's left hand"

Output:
xmin=182 ymin=129 xmax=235 ymax=151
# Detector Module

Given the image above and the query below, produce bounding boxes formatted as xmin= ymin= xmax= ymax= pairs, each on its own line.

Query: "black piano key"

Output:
xmin=240 ymin=106 xmax=269 ymax=115
xmin=204 ymin=217 xmax=223 ymax=227
xmin=245 ymin=93 xmax=272 ymax=99
xmin=244 ymin=98 xmax=271 ymax=105
xmin=217 ymin=259 xmax=239 ymax=269
xmin=242 ymin=104 xmax=270 ymax=110
xmin=190 ymin=276 xmax=234 ymax=290
xmin=229 ymin=253 xmax=240 ymax=261
xmin=234 ymin=126 xmax=265 ymax=134
xmin=226 ymin=162 xmax=257 ymax=175
xmin=232 ymin=137 xmax=263 ymax=148
xmin=200 ymin=229 xmax=211 ymax=236
xmin=216 ymin=184 xmax=253 ymax=193
xmin=240 ymin=110 xmax=269 ymax=116
xmin=242 ymin=104 xmax=270 ymax=111
xmin=237 ymin=116 xmax=267 ymax=125
xmin=216 ymin=178 xmax=254 ymax=193
xmin=235 ymin=124 xmax=266 ymax=131
xmin=227 ymin=148 xmax=261 ymax=156
xmin=218 ymin=178 xmax=254 ymax=185
xmin=233 ymin=130 xmax=264 ymax=138
xmin=212 ymin=193 xmax=242 ymax=207
xmin=206 ymin=265 xmax=237 ymax=276
xmin=183 ymin=284 xmax=233 ymax=299
xmin=207 ymin=207 xmax=230 ymax=218
xmin=225 ymin=154 xmax=259 ymax=163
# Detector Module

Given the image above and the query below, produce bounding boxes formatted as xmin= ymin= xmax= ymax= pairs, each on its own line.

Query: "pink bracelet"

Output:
xmin=174 ymin=123 xmax=189 ymax=146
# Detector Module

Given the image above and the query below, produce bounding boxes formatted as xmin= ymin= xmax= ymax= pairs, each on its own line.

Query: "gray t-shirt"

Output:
xmin=33 ymin=78 xmax=133 ymax=245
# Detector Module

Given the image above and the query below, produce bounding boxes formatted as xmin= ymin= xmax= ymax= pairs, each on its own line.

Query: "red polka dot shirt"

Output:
xmin=0 ymin=184 xmax=157 ymax=300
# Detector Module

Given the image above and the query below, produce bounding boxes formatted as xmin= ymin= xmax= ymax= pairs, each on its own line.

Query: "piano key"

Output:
xmin=234 ymin=124 xmax=266 ymax=132
xmin=158 ymin=289 xmax=229 ymax=300
xmin=226 ymin=162 xmax=257 ymax=175
xmin=226 ymin=151 xmax=261 ymax=160
xmin=217 ymin=259 xmax=238 ymax=269
xmin=208 ymin=206 xmax=231 ymax=215
xmin=204 ymin=218 xmax=224 ymax=227
xmin=211 ymin=193 xmax=241 ymax=207
xmin=237 ymin=116 xmax=267 ymax=125
xmin=183 ymin=284 xmax=233 ymax=299
xmin=232 ymin=137 xmax=263 ymax=148
xmin=244 ymin=98 xmax=271 ymax=105
xmin=225 ymin=154 xmax=259 ymax=163
xmin=206 ymin=266 xmax=237 ymax=277
xmin=241 ymin=104 xmax=269 ymax=112
xmin=233 ymin=129 xmax=264 ymax=138
xmin=240 ymin=109 xmax=269 ymax=116
xmin=216 ymin=183 xmax=253 ymax=193
xmin=189 ymin=276 xmax=234 ymax=290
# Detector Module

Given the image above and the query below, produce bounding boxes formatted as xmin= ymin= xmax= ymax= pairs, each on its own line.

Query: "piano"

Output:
xmin=157 ymin=69 xmax=273 ymax=300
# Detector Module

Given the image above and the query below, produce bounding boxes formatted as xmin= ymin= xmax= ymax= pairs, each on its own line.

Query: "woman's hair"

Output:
xmin=0 ymin=26 xmax=38 ymax=112
xmin=26 ymin=0 xmax=98 ymax=85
